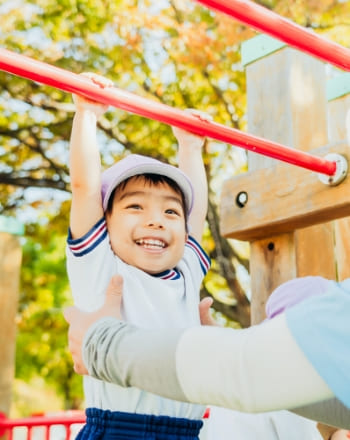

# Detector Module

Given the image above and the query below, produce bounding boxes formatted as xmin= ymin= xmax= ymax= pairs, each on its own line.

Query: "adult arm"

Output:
xmin=291 ymin=398 xmax=350 ymax=430
xmin=65 ymin=277 xmax=349 ymax=428
xmin=82 ymin=314 xmax=336 ymax=420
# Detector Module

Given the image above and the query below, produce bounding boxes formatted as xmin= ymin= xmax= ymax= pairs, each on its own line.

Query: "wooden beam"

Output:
xmin=223 ymin=35 xmax=340 ymax=323
xmin=220 ymin=142 xmax=349 ymax=241
xmin=327 ymin=74 xmax=350 ymax=280
xmin=0 ymin=217 xmax=23 ymax=416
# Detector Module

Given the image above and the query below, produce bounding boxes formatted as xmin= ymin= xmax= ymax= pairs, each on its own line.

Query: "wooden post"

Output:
xmin=0 ymin=216 xmax=24 ymax=416
xmin=327 ymin=74 xmax=350 ymax=280
xmin=220 ymin=35 xmax=341 ymax=324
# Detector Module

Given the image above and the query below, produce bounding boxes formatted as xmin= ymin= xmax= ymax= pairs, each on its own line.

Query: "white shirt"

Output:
xmin=202 ymin=407 xmax=322 ymax=440
xmin=66 ymin=217 xmax=210 ymax=419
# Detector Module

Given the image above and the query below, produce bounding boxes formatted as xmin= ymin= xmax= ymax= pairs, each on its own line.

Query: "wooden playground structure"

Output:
xmin=1 ymin=0 xmax=350 ymax=435
xmin=221 ymin=35 xmax=350 ymax=324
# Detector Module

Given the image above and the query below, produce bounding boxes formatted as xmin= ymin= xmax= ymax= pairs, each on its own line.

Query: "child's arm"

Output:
xmin=69 ymin=73 xmax=113 ymax=238
xmin=173 ymin=110 xmax=211 ymax=242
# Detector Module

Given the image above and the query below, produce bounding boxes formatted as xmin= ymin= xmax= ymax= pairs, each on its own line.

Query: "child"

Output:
xmin=66 ymin=72 xmax=211 ymax=439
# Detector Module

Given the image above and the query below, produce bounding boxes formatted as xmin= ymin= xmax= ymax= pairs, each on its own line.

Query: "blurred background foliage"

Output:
xmin=0 ymin=0 xmax=349 ymax=414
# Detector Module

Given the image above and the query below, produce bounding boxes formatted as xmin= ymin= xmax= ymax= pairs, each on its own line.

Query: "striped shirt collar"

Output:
xmin=152 ymin=268 xmax=181 ymax=280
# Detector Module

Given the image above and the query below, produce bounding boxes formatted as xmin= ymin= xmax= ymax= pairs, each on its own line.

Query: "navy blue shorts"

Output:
xmin=76 ymin=408 xmax=203 ymax=440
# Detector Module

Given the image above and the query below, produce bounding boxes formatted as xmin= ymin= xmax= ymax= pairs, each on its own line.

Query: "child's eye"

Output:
xmin=165 ymin=208 xmax=180 ymax=216
xmin=126 ymin=204 xmax=142 ymax=210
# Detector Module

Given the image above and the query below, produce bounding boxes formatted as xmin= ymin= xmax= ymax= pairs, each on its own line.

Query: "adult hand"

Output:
xmin=199 ymin=296 xmax=217 ymax=326
xmin=317 ymin=422 xmax=350 ymax=439
xmin=330 ymin=430 xmax=350 ymax=439
xmin=63 ymin=274 xmax=124 ymax=375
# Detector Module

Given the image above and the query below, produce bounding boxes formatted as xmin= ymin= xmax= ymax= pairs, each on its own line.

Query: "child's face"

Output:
xmin=106 ymin=176 xmax=188 ymax=274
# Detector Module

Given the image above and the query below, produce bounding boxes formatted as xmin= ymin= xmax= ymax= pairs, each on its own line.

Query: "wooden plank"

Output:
xmin=328 ymin=95 xmax=350 ymax=142
xmin=220 ymin=142 xmax=350 ymax=241
xmin=295 ymin=223 xmax=336 ymax=278
xmin=334 ymin=219 xmax=350 ymax=280
xmin=238 ymin=40 xmax=336 ymax=324
xmin=250 ymin=234 xmax=296 ymax=323
xmin=0 ymin=232 xmax=22 ymax=415
xmin=242 ymin=47 xmax=321 ymax=323
xmin=246 ymin=50 xmax=329 ymax=166
xmin=328 ymin=93 xmax=350 ymax=280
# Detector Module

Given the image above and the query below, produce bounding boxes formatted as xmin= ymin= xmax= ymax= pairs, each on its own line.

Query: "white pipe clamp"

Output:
xmin=318 ymin=153 xmax=348 ymax=186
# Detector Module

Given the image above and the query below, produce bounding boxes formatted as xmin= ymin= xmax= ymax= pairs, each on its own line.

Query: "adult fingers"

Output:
xmin=63 ymin=305 xmax=77 ymax=324
xmin=98 ymin=274 xmax=124 ymax=320
xmin=199 ymin=297 xmax=216 ymax=326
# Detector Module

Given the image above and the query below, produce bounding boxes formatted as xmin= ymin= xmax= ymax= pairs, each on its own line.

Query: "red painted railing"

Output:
xmin=0 ymin=411 xmax=85 ymax=440
xmin=194 ymin=0 xmax=350 ymax=71
xmin=0 ymin=409 xmax=210 ymax=439
xmin=0 ymin=47 xmax=337 ymax=177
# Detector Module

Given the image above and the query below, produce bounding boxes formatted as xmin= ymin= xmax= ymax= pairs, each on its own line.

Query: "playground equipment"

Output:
xmin=0 ymin=411 xmax=85 ymax=440
xmin=220 ymin=35 xmax=350 ymax=323
xmin=1 ymin=0 xmax=350 ymax=433
xmin=0 ymin=47 xmax=340 ymax=176
xmin=194 ymin=0 xmax=350 ymax=70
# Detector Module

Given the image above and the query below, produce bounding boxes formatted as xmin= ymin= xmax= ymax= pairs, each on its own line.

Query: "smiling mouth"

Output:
xmin=135 ymin=238 xmax=167 ymax=249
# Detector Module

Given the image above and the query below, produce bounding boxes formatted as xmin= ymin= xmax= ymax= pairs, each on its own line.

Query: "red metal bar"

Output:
xmin=0 ymin=411 xmax=86 ymax=439
xmin=0 ymin=47 xmax=336 ymax=176
xmin=194 ymin=0 xmax=350 ymax=71
xmin=65 ymin=425 xmax=71 ymax=440
xmin=0 ymin=411 xmax=85 ymax=440
xmin=0 ymin=413 xmax=85 ymax=429
xmin=27 ymin=425 xmax=32 ymax=440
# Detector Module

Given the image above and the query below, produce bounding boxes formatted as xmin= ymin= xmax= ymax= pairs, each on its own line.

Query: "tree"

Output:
xmin=16 ymin=204 xmax=83 ymax=408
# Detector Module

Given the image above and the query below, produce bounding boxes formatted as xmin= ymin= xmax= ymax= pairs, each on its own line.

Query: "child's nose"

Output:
xmin=146 ymin=220 xmax=164 ymax=229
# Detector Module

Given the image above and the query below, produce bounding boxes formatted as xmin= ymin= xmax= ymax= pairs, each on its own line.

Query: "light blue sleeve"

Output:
xmin=286 ymin=279 xmax=350 ymax=408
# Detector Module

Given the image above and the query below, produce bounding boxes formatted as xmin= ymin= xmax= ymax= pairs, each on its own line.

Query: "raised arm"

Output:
xmin=172 ymin=110 xmax=211 ymax=242
xmin=69 ymin=73 xmax=113 ymax=238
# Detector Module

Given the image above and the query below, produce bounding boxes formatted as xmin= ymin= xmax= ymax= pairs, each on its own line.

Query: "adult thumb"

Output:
xmin=63 ymin=306 xmax=78 ymax=324
xmin=199 ymin=297 xmax=216 ymax=326
xmin=101 ymin=274 xmax=124 ymax=319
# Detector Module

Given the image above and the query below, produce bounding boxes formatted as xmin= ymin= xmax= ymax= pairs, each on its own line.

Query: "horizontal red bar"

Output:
xmin=0 ymin=47 xmax=336 ymax=176
xmin=0 ymin=414 xmax=85 ymax=428
xmin=194 ymin=0 xmax=350 ymax=71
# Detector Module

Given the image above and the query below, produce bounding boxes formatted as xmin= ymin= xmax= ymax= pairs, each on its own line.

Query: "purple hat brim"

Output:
xmin=101 ymin=155 xmax=194 ymax=216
